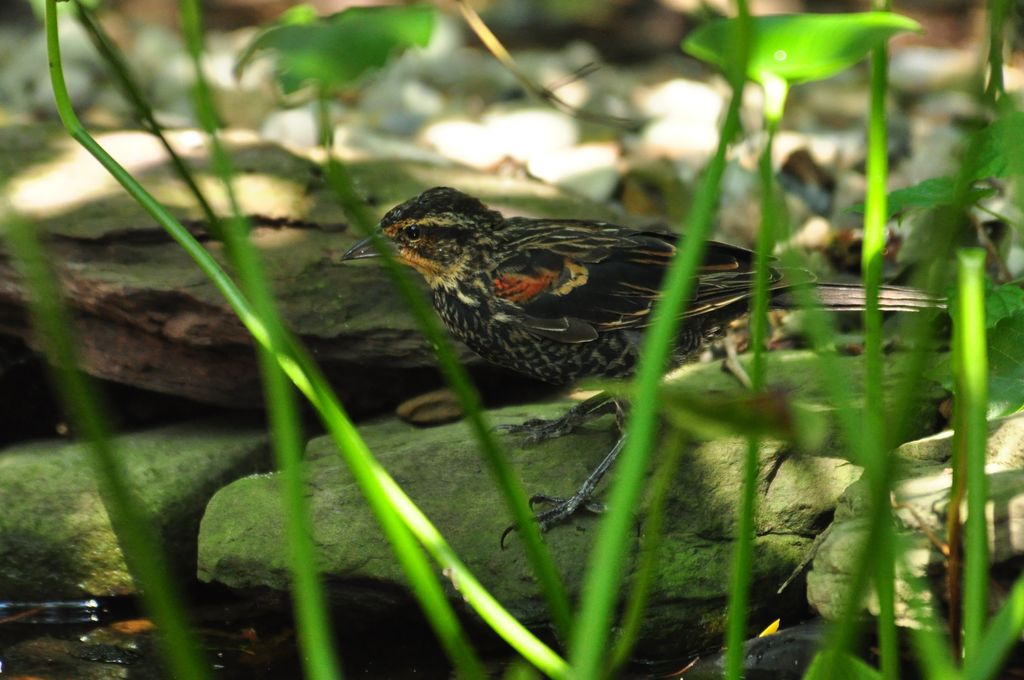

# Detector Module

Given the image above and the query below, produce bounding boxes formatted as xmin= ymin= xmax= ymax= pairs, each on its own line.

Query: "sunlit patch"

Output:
xmin=8 ymin=132 xmax=169 ymax=217
xmin=248 ymin=225 xmax=310 ymax=250
xmin=9 ymin=130 xmax=299 ymax=222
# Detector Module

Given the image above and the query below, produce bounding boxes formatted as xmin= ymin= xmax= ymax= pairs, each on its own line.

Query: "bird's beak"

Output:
xmin=340 ymin=235 xmax=385 ymax=261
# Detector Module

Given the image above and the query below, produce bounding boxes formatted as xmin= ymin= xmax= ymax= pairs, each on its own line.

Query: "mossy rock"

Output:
xmin=198 ymin=351 xmax=944 ymax=654
xmin=0 ymin=419 xmax=270 ymax=600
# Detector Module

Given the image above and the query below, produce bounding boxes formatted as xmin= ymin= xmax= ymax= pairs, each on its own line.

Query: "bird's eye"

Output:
xmin=406 ymin=225 xmax=421 ymax=241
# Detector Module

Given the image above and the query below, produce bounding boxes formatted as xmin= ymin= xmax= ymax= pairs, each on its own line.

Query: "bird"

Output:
xmin=341 ymin=186 xmax=940 ymax=535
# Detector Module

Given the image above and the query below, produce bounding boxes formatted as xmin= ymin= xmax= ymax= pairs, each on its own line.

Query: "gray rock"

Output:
xmin=260 ymin=101 xmax=344 ymax=150
xmin=0 ymin=420 xmax=270 ymax=600
xmin=897 ymin=412 xmax=1024 ymax=468
xmin=197 ymin=352 xmax=941 ymax=655
xmin=807 ymin=413 xmax=1024 ymax=625
xmin=677 ymin=619 xmax=828 ymax=680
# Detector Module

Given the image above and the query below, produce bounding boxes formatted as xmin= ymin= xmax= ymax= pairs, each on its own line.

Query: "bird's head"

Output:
xmin=341 ymin=187 xmax=503 ymax=288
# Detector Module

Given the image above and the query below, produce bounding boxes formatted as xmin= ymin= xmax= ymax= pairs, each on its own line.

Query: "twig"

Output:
xmin=891 ymin=495 xmax=950 ymax=558
xmin=777 ymin=525 xmax=831 ymax=595
xmin=946 ymin=433 xmax=966 ymax=657
xmin=0 ymin=606 xmax=43 ymax=625
xmin=545 ymin=62 xmax=601 ymax=92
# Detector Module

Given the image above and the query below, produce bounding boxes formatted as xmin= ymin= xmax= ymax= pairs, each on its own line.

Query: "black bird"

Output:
xmin=342 ymin=187 xmax=938 ymax=532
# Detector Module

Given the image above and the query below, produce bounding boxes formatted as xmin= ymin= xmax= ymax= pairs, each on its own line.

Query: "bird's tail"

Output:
xmin=773 ymin=282 xmax=945 ymax=312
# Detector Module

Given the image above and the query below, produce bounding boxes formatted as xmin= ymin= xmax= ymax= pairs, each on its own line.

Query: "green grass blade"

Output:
xmin=288 ymin=348 xmax=569 ymax=677
xmin=307 ymin=402 xmax=489 ymax=678
xmin=955 ymin=249 xmax=990 ymax=658
xmin=262 ymin=351 xmax=344 ymax=679
xmin=985 ymin=0 xmax=1010 ymax=104
xmin=880 ymin=119 xmax=983 ymax=671
xmin=963 ymin=575 xmax=1024 ymax=680
xmin=806 ymin=652 xmax=885 ymax=679
xmin=609 ymin=433 xmax=688 ymax=671
xmin=779 ymin=250 xmax=882 ymax=680
xmin=568 ymin=7 xmax=752 ymax=675
xmin=3 ymin=208 xmax=211 ymax=680
xmin=863 ymin=8 xmax=899 ymax=675
xmin=176 ymin=1 xmax=344 ymax=676
xmin=902 ymin=555 xmax=959 ymax=680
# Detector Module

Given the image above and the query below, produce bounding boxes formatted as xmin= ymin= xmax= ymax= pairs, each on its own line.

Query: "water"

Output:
xmin=0 ymin=592 xmax=461 ymax=678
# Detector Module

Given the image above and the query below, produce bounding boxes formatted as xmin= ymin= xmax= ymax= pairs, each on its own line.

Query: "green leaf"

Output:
xmin=930 ymin=306 xmax=1024 ymax=418
xmin=968 ymin=110 xmax=1024 ymax=179
xmin=683 ymin=12 xmax=920 ymax=85
xmin=987 ymin=312 xmax=1024 ymax=417
xmin=874 ymin=114 xmax=1024 ymax=225
xmin=928 ymin=281 xmax=1024 ymax=417
xmin=650 ymin=385 xmax=830 ymax=449
xmin=985 ymin=283 xmax=1024 ymax=328
xmin=237 ymin=4 xmax=435 ymax=94
xmin=847 ymin=177 xmax=998 ymax=220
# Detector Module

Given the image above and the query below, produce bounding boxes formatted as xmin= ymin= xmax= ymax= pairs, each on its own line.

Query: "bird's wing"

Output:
xmin=490 ymin=220 xmax=783 ymax=344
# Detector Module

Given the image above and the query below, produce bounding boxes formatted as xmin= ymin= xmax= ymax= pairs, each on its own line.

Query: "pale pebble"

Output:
xmin=421 ymin=119 xmax=507 ymax=169
xmin=482 ymin=109 xmax=579 ymax=163
xmin=635 ymin=78 xmax=724 ymax=124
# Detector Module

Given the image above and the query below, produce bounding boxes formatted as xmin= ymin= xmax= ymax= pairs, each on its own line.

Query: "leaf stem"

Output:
xmin=725 ymin=70 xmax=786 ymax=680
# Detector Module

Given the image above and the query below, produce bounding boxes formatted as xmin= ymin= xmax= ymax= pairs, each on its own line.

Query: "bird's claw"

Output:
xmin=494 ymin=393 xmax=619 ymax=445
xmin=499 ymin=493 xmax=607 ymax=549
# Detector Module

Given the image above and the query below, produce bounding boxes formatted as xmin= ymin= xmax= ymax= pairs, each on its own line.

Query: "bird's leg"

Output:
xmin=495 ymin=392 xmax=618 ymax=443
xmin=530 ymin=433 xmax=625 ymax=519
xmin=500 ymin=399 xmax=630 ymax=547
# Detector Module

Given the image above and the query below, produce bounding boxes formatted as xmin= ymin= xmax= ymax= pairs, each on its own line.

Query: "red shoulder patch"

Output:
xmin=493 ymin=269 xmax=558 ymax=303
